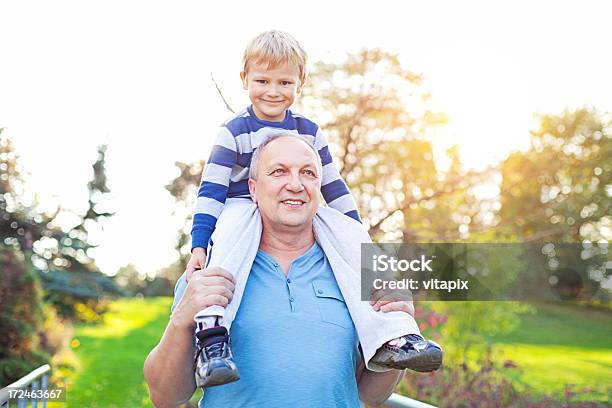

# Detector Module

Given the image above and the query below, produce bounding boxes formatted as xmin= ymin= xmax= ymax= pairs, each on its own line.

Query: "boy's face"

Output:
xmin=241 ymin=61 xmax=303 ymax=122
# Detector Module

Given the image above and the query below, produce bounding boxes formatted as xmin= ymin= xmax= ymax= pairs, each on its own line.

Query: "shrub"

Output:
xmin=0 ymin=247 xmax=49 ymax=385
xmin=398 ymin=350 xmax=605 ymax=407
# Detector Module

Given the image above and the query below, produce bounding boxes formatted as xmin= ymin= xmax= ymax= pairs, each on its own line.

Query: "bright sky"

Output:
xmin=1 ymin=0 xmax=610 ymax=275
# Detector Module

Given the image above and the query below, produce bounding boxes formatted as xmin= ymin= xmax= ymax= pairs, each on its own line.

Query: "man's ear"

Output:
xmin=248 ymin=178 xmax=257 ymax=202
xmin=240 ymin=71 xmax=248 ymax=90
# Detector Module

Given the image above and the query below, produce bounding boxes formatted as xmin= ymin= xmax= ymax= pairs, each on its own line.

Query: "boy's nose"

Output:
xmin=267 ymin=84 xmax=280 ymax=96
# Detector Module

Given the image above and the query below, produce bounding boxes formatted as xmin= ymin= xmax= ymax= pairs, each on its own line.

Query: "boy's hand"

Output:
xmin=369 ymin=287 xmax=415 ymax=317
xmin=372 ymin=300 xmax=415 ymax=317
xmin=185 ymin=248 xmax=207 ymax=282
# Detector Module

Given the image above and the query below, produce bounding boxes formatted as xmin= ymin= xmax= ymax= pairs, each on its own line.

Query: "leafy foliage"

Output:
xmin=497 ymin=109 xmax=611 ymax=302
xmin=1 ymin=130 xmax=121 ymax=322
xmin=399 ymin=351 xmax=606 ymax=408
xmin=115 ymin=263 xmax=174 ymax=297
xmin=0 ymin=246 xmax=49 ymax=385
xmin=34 ymin=144 xmax=122 ymax=320
xmin=499 ymin=108 xmax=611 ymax=243
xmin=165 ymin=160 xmax=204 ymax=274
xmin=300 ymin=49 xmax=491 ymax=242
xmin=0 ymin=130 xmax=46 ymax=252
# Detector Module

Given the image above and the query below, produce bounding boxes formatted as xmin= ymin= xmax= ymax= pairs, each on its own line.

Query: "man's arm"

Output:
xmin=356 ymin=362 xmax=404 ymax=407
xmin=356 ymin=299 xmax=414 ymax=406
xmin=144 ymin=318 xmax=197 ymax=407
xmin=144 ymin=267 xmax=235 ymax=408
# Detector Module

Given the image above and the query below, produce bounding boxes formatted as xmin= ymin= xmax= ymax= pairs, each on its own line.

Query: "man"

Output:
xmin=144 ymin=135 xmax=413 ymax=407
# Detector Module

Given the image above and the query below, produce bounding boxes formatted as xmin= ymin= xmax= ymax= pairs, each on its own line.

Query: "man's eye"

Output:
xmin=272 ymin=169 xmax=285 ymax=175
xmin=303 ymin=169 xmax=315 ymax=176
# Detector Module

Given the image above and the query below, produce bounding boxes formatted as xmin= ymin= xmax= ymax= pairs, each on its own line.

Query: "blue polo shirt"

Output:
xmin=171 ymin=242 xmax=362 ymax=408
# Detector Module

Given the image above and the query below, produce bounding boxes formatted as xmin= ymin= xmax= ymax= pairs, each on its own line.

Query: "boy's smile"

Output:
xmin=241 ymin=62 xmax=303 ymax=122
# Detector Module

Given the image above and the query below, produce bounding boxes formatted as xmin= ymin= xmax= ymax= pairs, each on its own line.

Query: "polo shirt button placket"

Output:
xmin=286 ymin=277 xmax=295 ymax=312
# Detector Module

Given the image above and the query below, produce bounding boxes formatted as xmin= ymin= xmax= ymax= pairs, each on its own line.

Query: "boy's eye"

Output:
xmin=255 ymin=79 xmax=267 ymax=84
xmin=281 ymin=81 xmax=293 ymax=86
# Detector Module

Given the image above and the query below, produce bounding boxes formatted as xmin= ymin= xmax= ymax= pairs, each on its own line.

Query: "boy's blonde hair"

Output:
xmin=243 ymin=30 xmax=308 ymax=83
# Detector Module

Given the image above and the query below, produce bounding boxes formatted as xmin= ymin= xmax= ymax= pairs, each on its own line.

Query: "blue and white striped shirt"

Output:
xmin=191 ymin=105 xmax=361 ymax=250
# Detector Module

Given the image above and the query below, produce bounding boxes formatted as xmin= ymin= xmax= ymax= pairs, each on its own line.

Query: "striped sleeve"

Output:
xmin=314 ymin=127 xmax=362 ymax=223
xmin=191 ymin=126 xmax=237 ymax=250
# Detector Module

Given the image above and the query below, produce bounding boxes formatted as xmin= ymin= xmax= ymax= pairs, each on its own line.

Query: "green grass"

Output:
xmin=489 ymin=302 xmax=612 ymax=403
xmin=49 ymin=297 xmax=177 ymax=408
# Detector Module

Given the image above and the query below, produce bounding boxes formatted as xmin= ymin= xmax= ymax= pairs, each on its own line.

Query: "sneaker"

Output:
xmin=194 ymin=326 xmax=240 ymax=388
xmin=371 ymin=334 xmax=443 ymax=372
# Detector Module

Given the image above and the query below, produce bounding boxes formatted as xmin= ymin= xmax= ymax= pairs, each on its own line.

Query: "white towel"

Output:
xmin=196 ymin=198 xmax=420 ymax=372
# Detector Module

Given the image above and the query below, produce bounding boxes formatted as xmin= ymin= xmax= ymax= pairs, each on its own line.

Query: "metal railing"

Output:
xmin=0 ymin=365 xmax=51 ymax=408
xmin=384 ymin=392 xmax=437 ymax=408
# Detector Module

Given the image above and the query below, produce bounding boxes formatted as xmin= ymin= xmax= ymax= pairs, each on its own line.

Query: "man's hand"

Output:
xmin=171 ymin=266 xmax=235 ymax=330
xmin=185 ymin=247 xmax=207 ymax=282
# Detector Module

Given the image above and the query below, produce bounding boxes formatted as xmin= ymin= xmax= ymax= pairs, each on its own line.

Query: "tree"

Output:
xmin=0 ymin=247 xmax=49 ymax=385
xmin=37 ymin=144 xmax=122 ymax=320
xmin=1 ymin=131 xmax=121 ymax=321
xmin=299 ymin=49 xmax=491 ymax=242
xmin=0 ymin=129 xmax=49 ymax=383
xmin=499 ymin=108 xmax=611 ymax=242
xmin=165 ymin=160 xmax=205 ymax=275
xmin=497 ymin=108 xmax=611 ymax=302
xmin=0 ymin=129 xmax=47 ymax=252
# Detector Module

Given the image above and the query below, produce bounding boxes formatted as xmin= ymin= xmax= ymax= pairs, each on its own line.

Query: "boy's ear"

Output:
xmin=240 ymin=71 xmax=248 ymax=90
xmin=297 ymin=77 xmax=306 ymax=94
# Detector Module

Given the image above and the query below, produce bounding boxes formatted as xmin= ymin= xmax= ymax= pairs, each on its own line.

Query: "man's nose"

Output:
xmin=286 ymin=172 xmax=304 ymax=191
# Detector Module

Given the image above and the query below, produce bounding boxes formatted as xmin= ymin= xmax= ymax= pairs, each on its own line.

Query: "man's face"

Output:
xmin=241 ymin=61 xmax=303 ymax=122
xmin=249 ymin=137 xmax=321 ymax=230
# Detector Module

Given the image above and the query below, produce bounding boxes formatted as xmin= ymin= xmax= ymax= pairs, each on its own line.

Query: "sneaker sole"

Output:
xmin=197 ymin=367 xmax=240 ymax=388
xmin=373 ymin=348 xmax=443 ymax=372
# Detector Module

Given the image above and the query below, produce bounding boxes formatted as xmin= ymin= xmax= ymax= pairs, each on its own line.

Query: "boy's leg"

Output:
xmin=194 ymin=198 xmax=262 ymax=388
xmin=313 ymin=207 xmax=442 ymax=373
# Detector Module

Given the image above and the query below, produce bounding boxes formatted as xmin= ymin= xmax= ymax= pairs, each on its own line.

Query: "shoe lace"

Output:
xmin=403 ymin=334 xmax=427 ymax=352
xmin=194 ymin=336 xmax=227 ymax=365
xmin=404 ymin=334 xmax=424 ymax=343
xmin=204 ymin=338 xmax=227 ymax=359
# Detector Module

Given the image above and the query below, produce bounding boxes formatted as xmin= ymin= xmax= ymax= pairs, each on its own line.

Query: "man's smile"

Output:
xmin=281 ymin=199 xmax=306 ymax=208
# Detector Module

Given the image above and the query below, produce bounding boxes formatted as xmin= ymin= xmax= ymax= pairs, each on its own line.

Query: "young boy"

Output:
xmin=185 ymin=30 xmax=442 ymax=388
